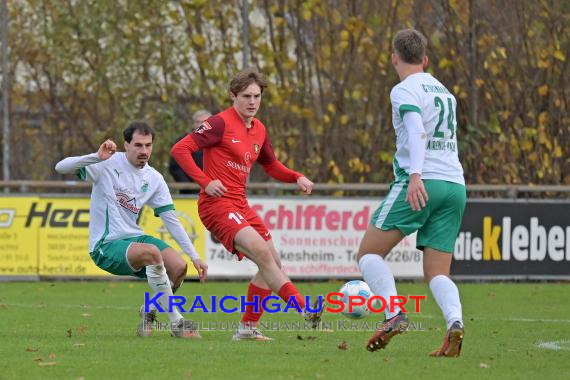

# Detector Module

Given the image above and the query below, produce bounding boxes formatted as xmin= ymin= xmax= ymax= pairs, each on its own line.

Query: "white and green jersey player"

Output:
xmin=371 ymin=71 xmax=467 ymax=254
xmin=56 ymin=123 xmax=206 ymax=339
xmin=390 ymin=72 xmax=464 ymax=186
xmin=360 ymin=29 xmax=465 ymax=358
xmin=85 ymin=151 xmax=187 ymax=268
xmin=57 ymin=151 xmax=200 ymax=278
xmin=78 ymin=151 xmax=177 ymax=257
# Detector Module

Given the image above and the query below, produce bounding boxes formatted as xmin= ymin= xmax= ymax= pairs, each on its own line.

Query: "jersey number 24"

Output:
xmin=434 ymin=96 xmax=456 ymax=139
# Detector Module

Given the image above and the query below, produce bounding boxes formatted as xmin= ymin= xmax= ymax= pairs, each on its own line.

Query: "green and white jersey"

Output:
xmin=77 ymin=152 xmax=174 ymax=252
xmin=390 ymin=72 xmax=465 ymax=185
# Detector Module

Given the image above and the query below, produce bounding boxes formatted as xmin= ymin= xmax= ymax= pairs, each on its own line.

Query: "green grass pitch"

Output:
xmin=0 ymin=281 xmax=569 ymax=379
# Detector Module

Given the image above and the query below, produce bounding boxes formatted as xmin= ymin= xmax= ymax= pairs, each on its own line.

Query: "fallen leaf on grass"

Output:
xmin=38 ymin=362 xmax=56 ymax=367
xmin=25 ymin=347 xmax=39 ymax=352
xmin=80 ymin=313 xmax=91 ymax=317
xmin=67 ymin=328 xmax=72 ymax=338
xmin=479 ymin=362 xmax=490 ymax=369
xmin=337 ymin=341 xmax=348 ymax=350
xmin=48 ymin=353 xmax=56 ymax=360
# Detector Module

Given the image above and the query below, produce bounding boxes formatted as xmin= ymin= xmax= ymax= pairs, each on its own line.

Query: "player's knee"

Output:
xmin=175 ymin=261 xmax=188 ymax=280
xmin=252 ymin=245 xmax=276 ymax=268
xmin=274 ymin=258 xmax=282 ymax=269
xmin=140 ymin=245 xmax=163 ymax=265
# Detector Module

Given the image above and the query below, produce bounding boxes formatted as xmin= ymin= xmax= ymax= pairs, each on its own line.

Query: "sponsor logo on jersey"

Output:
xmin=116 ymin=192 xmax=142 ymax=214
xmin=194 ymin=121 xmax=212 ymax=134
xmin=226 ymin=160 xmax=250 ymax=174
xmin=253 ymin=144 xmax=260 ymax=154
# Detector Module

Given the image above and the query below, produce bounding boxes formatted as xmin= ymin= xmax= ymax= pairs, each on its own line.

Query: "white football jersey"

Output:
xmin=390 ymin=72 xmax=465 ymax=185
xmin=78 ymin=152 xmax=174 ymax=251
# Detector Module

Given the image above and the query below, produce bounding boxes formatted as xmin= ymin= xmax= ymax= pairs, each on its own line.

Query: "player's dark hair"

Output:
xmin=392 ymin=29 xmax=427 ymax=65
xmin=123 ymin=121 xmax=155 ymax=143
xmin=229 ymin=68 xmax=267 ymax=96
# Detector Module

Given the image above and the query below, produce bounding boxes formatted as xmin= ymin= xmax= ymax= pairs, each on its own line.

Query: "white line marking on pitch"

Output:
xmin=536 ymin=340 xmax=570 ymax=351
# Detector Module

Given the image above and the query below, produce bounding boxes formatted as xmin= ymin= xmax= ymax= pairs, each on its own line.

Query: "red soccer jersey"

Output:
xmin=171 ymin=107 xmax=303 ymax=202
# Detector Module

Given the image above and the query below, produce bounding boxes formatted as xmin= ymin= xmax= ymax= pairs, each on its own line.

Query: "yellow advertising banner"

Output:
xmin=0 ymin=197 xmax=39 ymax=276
xmin=33 ymin=197 xmax=108 ymax=276
xmin=0 ymin=196 xmax=205 ymax=278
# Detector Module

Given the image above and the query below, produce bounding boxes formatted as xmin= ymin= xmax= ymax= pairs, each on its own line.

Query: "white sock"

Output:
xmin=359 ymin=254 xmax=400 ymax=319
xmin=429 ymin=275 xmax=463 ymax=330
xmin=147 ymin=264 xmax=183 ymax=323
xmin=144 ymin=280 xmax=178 ymax=312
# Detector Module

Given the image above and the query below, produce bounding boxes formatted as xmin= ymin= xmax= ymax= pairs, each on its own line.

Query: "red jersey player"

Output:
xmin=171 ymin=69 xmax=322 ymax=340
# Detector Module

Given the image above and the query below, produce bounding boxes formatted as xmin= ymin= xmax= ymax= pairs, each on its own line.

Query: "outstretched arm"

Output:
xmin=159 ymin=210 xmax=208 ymax=282
xmin=55 ymin=140 xmax=116 ymax=174
xmin=258 ymin=134 xmax=314 ymax=194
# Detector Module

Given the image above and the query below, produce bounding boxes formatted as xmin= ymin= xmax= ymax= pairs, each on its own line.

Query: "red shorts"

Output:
xmin=198 ymin=197 xmax=271 ymax=260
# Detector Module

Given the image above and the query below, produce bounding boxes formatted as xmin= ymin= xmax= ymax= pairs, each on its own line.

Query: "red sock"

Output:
xmin=241 ymin=283 xmax=273 ymax=326
xmin=278 ymin=282 xmax=306 ymax=310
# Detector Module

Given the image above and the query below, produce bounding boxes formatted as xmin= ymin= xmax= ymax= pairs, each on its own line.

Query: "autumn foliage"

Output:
xmin=4 ymin=0 xmax=568 ymax=185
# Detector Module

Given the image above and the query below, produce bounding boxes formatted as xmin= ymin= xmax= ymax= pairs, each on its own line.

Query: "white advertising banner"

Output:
xmin=206 ymin=198 xmax=424 ymax=279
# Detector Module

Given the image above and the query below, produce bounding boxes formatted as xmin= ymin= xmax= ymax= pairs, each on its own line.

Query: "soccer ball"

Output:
xmin=338 ymin=280 xmax=373 ymax=319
